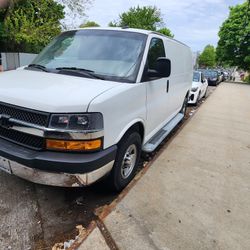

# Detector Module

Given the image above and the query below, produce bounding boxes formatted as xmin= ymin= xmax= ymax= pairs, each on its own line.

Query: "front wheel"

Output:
xmin=109 ymin=131 xmax=142 ymax=192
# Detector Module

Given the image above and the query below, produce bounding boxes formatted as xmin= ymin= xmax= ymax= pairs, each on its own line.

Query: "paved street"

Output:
xmin=78 ymin=82 xmax=250 ymax=250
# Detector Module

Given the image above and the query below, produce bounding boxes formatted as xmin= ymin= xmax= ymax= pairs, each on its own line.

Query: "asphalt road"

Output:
xmin=0 ymin=86 xmax=216 ymax=250
xmin=0 ymin=171 xmax=118 ymax=250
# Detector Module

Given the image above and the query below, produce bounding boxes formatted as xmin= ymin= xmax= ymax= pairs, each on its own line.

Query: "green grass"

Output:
xmin=243 ymin=75 xmax=250 ymax=84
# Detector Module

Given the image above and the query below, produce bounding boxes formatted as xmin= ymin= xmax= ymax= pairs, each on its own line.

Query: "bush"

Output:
xmin=243 ymin=75 xmax=250 ymax=84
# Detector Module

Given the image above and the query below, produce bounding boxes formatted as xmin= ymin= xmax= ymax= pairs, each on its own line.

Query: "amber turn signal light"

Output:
xmin=46 ymin=139 xmax=102 ymax=151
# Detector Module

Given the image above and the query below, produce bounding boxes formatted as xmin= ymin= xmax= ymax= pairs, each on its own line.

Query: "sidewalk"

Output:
xmin=77 ymin=83 xmax=250 ymax=250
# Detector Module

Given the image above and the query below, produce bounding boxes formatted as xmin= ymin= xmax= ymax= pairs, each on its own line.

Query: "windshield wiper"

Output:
xmin=27 ymin=64 xmax=49 ymax=72
xmin=56 ymin=67 xmax=94 ymax=72
xmin=56 ymin=67 xmax=105 ymax=80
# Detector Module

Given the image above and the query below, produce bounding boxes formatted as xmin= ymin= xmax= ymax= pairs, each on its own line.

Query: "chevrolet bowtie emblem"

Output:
xmin=0 ymin=114 xmax=12 ymax=129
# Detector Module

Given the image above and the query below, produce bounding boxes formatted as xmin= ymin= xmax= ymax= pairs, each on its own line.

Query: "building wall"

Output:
xmin=0 ymin=53 xmax=37 ymax=71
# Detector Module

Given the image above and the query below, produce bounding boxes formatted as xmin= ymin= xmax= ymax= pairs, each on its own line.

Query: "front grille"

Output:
xmin=0 ymin=126 xmax=44 ymax=150
xmin=0 ymin=102 xmax=49 ymax=150
xmin=0 ymin=102 xmax=49 ymax=127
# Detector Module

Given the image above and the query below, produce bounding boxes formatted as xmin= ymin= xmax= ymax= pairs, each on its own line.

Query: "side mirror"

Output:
xmin=147 ymin=57 xmax=171 ymax=78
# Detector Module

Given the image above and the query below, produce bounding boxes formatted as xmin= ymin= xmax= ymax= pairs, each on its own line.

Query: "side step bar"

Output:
xmin=142 ymin=113 xmax=184 ymax=153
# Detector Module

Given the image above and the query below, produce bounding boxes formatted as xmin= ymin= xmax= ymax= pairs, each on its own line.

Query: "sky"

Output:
xmin=86 ymin=0 xmax=245 ymax=52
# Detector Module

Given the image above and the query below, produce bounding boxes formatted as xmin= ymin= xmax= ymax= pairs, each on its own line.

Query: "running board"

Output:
xmin=142 ymin=113 xmax=184 ymax=153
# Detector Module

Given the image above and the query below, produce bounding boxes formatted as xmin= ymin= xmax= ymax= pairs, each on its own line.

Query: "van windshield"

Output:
xmin=31 ymin=29 xmax=147 ymax=83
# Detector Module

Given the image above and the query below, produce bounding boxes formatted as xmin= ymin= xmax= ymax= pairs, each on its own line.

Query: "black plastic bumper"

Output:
xmin=208 ymin=80 xmax=218 ymax=86
xmin=0 ymin=138 xmax=117 ymax=174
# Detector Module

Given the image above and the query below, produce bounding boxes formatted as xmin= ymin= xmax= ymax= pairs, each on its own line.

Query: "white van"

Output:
xmin=0 ymin=28 xmax=192 ymax=191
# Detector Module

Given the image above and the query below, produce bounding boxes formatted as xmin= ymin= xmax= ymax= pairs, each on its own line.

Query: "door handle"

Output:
xmin=166 ymin=80 xmax=169 ymax=93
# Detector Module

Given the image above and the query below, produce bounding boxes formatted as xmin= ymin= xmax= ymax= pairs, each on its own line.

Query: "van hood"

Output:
xmin=0 ymin=69 xmax=120 ymax=113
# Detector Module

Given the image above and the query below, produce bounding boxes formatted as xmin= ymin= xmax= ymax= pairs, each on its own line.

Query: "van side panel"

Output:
xmin=164 ymin=39 xmax=193 ymax=117
xmin=143 ymin=37 xmax=193 ymax=144
xmin=87 ymin=83 xmax=147 ymax=149
xmin=88 ymin=36 xmax=192 ymax=149
xmin=141 ymin=34 xmax=175 ymax=143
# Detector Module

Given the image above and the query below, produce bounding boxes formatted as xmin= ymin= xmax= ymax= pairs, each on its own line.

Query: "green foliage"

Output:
xmin=216 ymin=1 xmax=250 ymax=70
xmin=109 ymin=5 xmax=173 ymax=35
xmin=243 ymin=75 xmax=250 ymax=83
xmin=118 ymin=6 xmax=162 ymax=30
xmin=198 ymin=45 xmax=216 ymax=68
xmin=108 ymin=21 xmax=117 ymax=27
xmin=0 ymin=21 xmax=4 ymax=43
xmin=80 ymin=21 xmax=100 ymax=28
xmin=157 ymin=27 xmax=174 ymax=38
xmin=0 ymin=0 xmax=64 ymax=53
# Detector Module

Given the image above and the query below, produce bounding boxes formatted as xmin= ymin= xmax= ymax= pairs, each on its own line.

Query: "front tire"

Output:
xmin=109 ymin=131 xmax=142 ymax=192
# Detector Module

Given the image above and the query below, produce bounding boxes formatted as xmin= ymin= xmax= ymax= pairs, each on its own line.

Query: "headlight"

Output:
xmin=49 ymin=113 xmax=103 ymax=131
xmin=47 ymin=113 xmax=103 ymax=152
xmin=191 ymin=87 xmax=198 ymax=92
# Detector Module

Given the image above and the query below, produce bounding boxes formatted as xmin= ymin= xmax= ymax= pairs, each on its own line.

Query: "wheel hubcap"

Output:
xmin=121 ymin=144 xmax=137 ymax=179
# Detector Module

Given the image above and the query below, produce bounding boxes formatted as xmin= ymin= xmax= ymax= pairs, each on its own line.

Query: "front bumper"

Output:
xmin=10 ymin=159 xmax=115 ymax=187
xmin=0 ymin=138 xmax=117 ymax=187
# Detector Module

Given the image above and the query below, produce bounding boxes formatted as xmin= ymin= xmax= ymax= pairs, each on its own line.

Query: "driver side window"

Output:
xmin=147 ymin=38 xmax=166 ymax=71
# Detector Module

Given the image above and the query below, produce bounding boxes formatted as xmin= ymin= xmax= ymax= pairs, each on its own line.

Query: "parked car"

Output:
xmin=221 ymin=71 xmax=228 ymax=81
xmin=188 ymin=71 xmax=208 ymax=105
xmin=0 ymin=28 xmax=192 ymax=191
xmin=217 ymin=71 xmax=223 ymax=82
xmin=204 ymin=70 xmax=220 ymax=86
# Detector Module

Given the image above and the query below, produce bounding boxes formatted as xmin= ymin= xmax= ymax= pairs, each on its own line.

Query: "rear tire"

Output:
xmin=109 ymin=131 xmax=142 ymax=192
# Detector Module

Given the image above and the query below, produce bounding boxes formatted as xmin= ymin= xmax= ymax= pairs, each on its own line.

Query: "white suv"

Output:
xmin=0 ymin=28 xmax=192 ymax=191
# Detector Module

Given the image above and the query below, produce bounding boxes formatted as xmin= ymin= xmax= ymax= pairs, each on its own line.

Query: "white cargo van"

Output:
xmin=0 ymin=28 xmax=192 ymax=191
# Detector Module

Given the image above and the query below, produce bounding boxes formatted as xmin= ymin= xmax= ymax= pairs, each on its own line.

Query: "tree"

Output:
xmin=111 ymin=6 xmax=163 ymax=30
xmin=198 ymin=45 xmax=216 ymax=68
xmin=56 ymin=0 xmax=92 ymax=29
xmin=108 ymin=21 xmax=117 ymax=27
xmin=80 ymin=21 xmax=99 ymax=28
xmin=109 ymin=5 xmax=173 ymax=37
xmin=216 ymin=1 xmax=250 ymax=70
xmin=0 ymin=0 xmax=64 ymax=53
xmin=157 ymin=27 xmax=174 ymax=38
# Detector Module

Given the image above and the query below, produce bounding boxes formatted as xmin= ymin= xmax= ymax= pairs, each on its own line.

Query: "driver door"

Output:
xmin=142 ymin=36 xmax=171 ymax=140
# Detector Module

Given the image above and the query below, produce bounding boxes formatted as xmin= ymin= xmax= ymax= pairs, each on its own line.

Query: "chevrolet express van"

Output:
xmin=0 ymin=28 xmax=192 ymax=191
